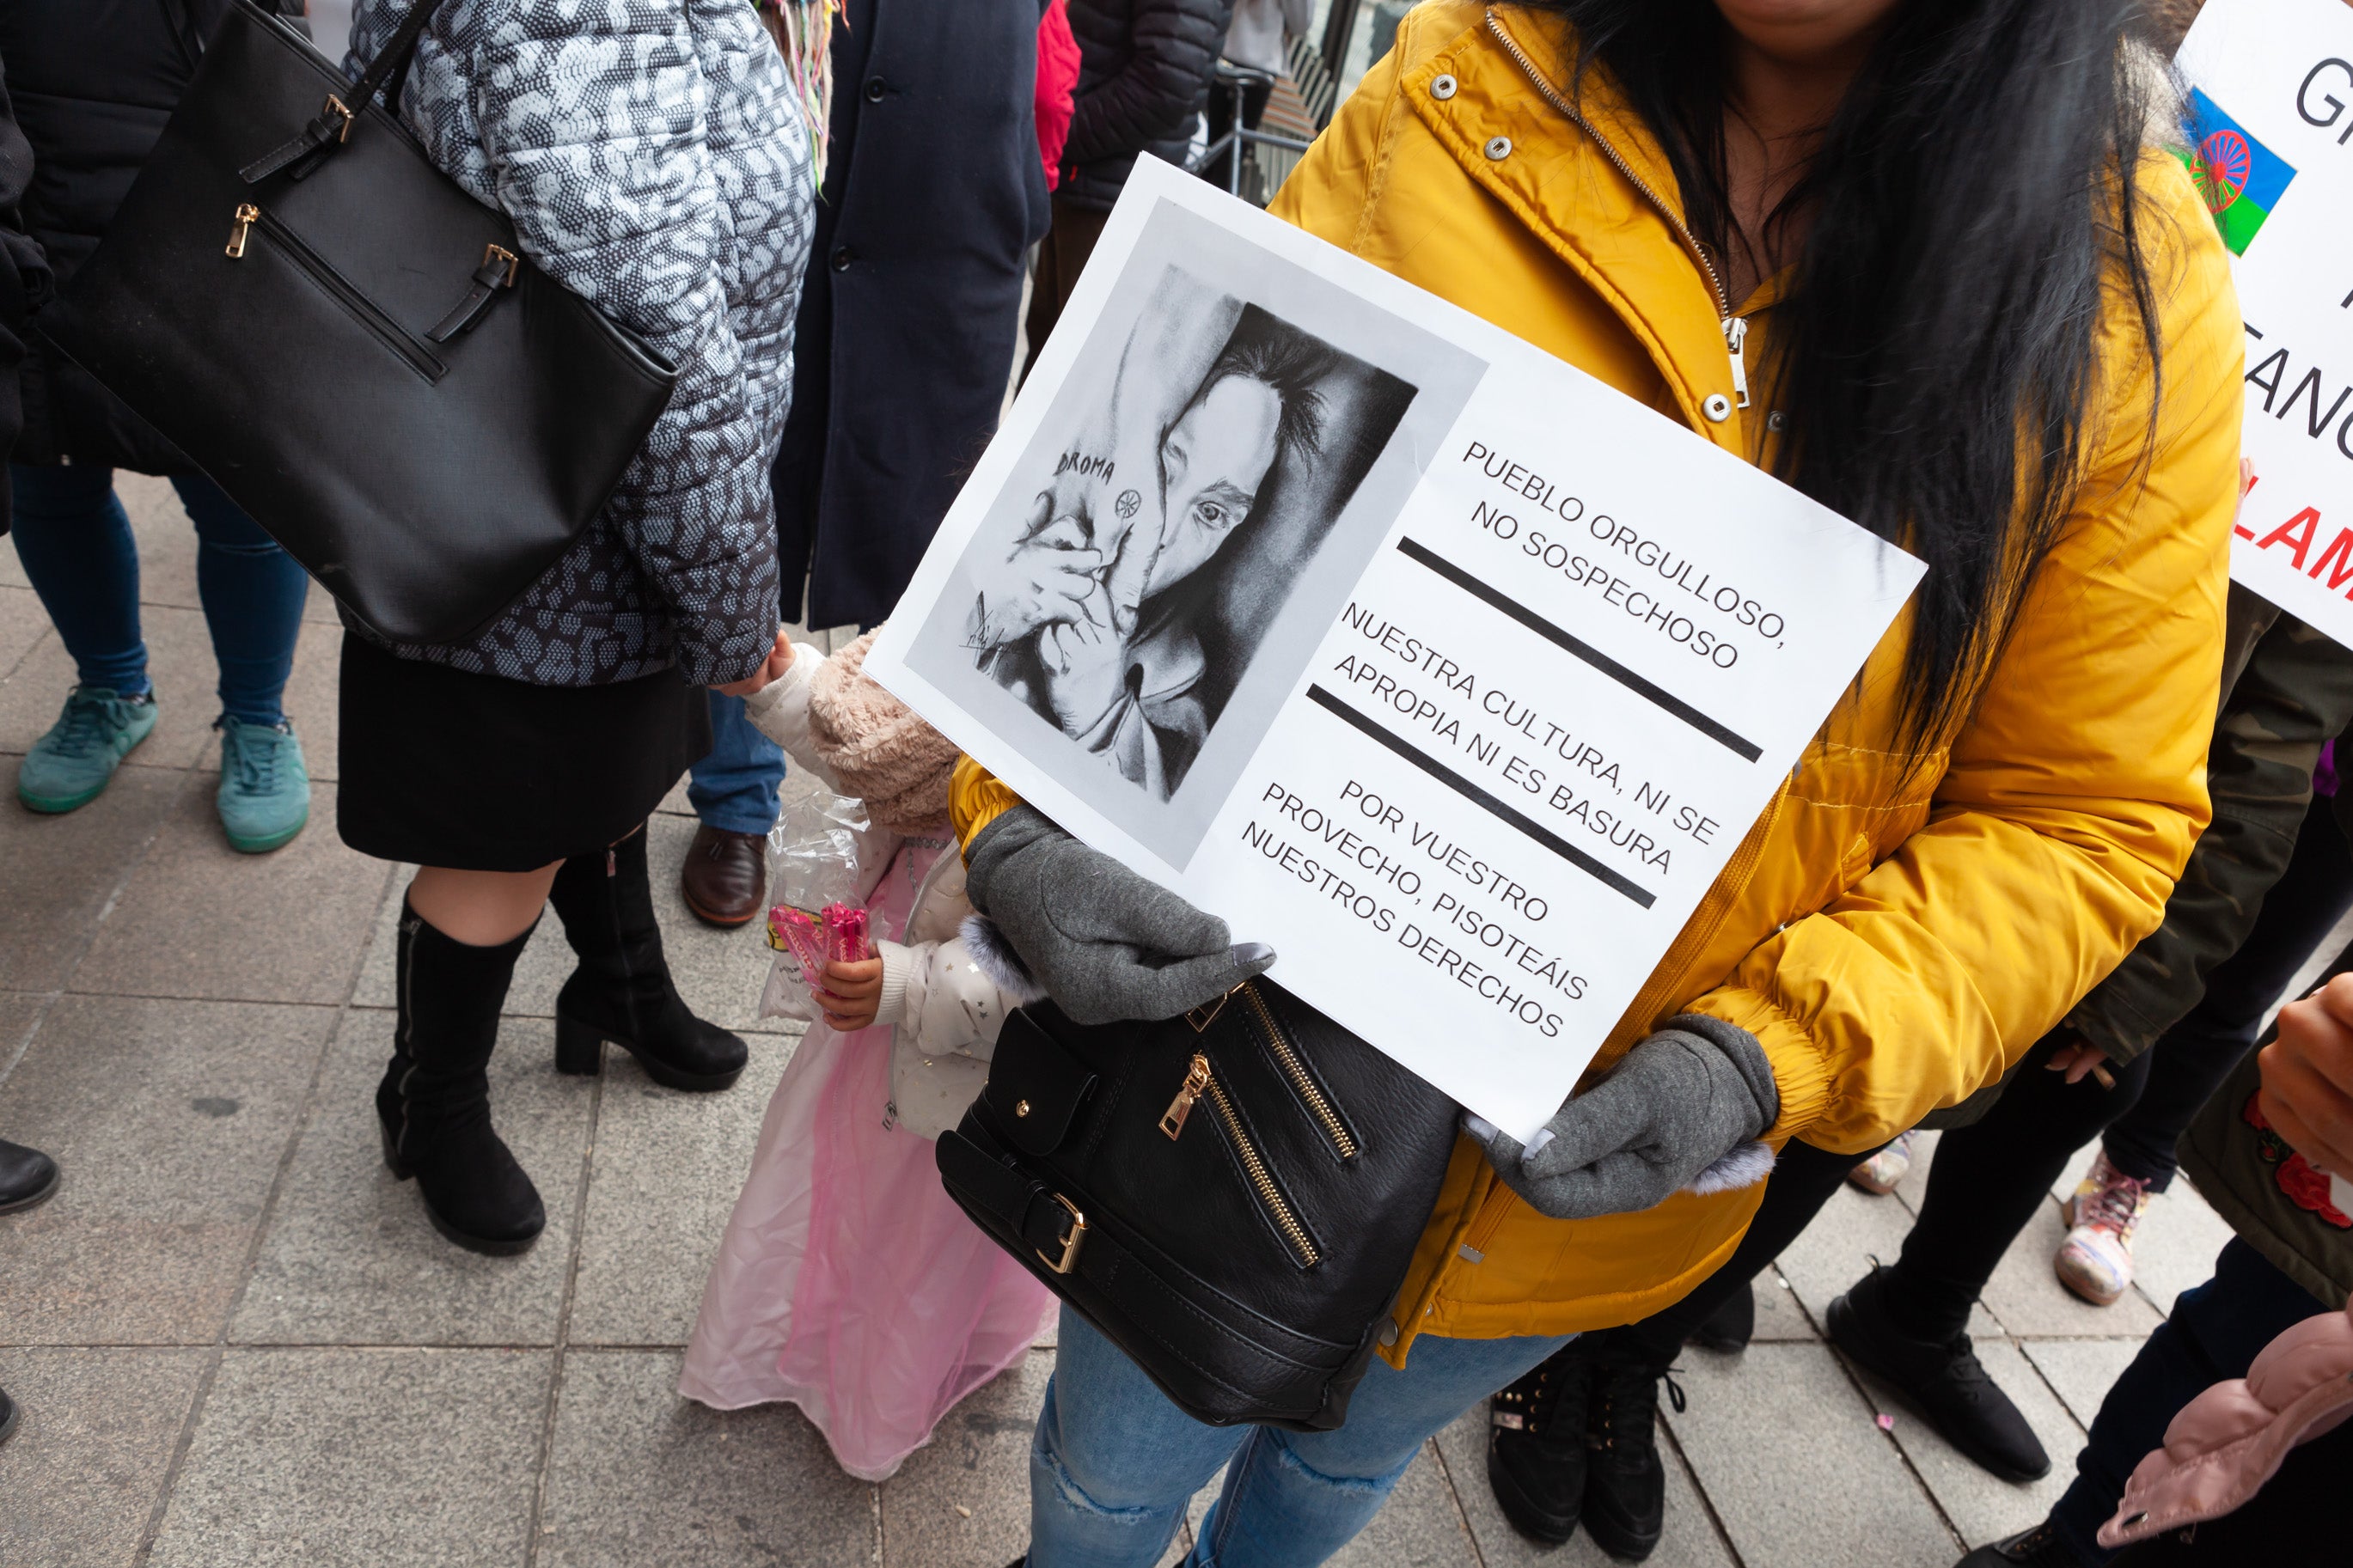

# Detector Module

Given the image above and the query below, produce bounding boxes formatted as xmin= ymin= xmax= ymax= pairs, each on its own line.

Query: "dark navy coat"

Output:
xmin=773 ymin=0 xmax=1051 ymax=631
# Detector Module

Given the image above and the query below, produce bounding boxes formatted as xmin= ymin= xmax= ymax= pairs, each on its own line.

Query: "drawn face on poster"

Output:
xmin=901 ymin=198 xmax=1484 ymax=868
xmin=961 ymin=274 xmax=1415 ymax=802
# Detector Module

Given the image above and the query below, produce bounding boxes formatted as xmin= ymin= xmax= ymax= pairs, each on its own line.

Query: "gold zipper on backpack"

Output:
xmin=1238 ymin=984 xmax=1358 ymax=1161
xmin=1159 ymin=1052 xmax=1212 ymax=1138
xmin=1160 ymin=1050 xmax=1320 ymax=1267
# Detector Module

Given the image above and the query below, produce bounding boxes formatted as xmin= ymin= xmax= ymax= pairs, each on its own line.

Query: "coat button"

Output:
xmin=831 ymin=246 xmax=853 ymax=272
xmin=864 ymin=76 xmax=886 ymax=102
xmin=1767 ymin=410 xmax=1788 ymax=433
xmin=1431 ymin=73 xmax=1458 ymax=100
xmin=1702 ymin=393 xmax=1733 ymax=423
xmin=1484 ymin=135 xmax=1512 ymax=161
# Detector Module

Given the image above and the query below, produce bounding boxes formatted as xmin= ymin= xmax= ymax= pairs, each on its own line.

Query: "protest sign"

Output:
xmin=865 ymin=158 xmax=1922 ymax=1141
xmin=2176 ymin=0 xmax=2353 ymax=643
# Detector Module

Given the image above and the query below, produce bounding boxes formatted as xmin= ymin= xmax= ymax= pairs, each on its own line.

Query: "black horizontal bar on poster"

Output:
xmin=1303 ymin=684 xmax=1656 ymax=909
xmin=1392 ymin=537 xmax=1763 ymax=763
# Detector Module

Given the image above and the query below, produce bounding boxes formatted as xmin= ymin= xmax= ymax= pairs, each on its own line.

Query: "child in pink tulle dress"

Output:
xmin=679 ymin=630 xmax=1054 ymax=1480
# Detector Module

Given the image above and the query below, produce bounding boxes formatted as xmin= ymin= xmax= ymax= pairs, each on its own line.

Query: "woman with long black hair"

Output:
xmin=963 ymin=0 xmax=2243 ymax=1560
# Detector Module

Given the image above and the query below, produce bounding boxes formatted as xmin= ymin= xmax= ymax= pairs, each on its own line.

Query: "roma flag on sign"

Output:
xmin=2180 ymin=87 xmax=2296 ymax=255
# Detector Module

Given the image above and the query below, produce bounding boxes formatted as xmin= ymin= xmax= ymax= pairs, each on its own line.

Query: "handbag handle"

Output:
xmin=239 ymin=0 xmax=446 ymax=185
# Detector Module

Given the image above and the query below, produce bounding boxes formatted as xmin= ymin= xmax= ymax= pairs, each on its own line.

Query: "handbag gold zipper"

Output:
xmin=1240 ymin=983 xmax=1358 ymax=1160
xmin=222 ymin=201 xmax=446 ymax=381
xmin=1160 ymin=1051 xmax=1321 ymax=1267
xmin=1158 ymin=1052 xmax=1212 ymax=1138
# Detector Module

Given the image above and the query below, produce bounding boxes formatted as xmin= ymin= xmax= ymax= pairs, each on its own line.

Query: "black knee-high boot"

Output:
xmin=547 ymin=827 xmax=748 ymax=1091
xmin=376 ymin=903 xmax=546 ymax=1255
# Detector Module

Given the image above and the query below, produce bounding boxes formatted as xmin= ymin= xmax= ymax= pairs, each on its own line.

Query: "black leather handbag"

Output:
xmin=937 ymin=979 xmax=1460 ymax=1430
xmin=37 ymin=0 xmax=676 ymax=645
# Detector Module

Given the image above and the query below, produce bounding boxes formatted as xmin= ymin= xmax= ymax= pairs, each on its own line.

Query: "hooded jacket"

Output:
xmin=347 ymin=0 xmax=814 ymax=688
xmin=950 ymin=2 xmax=2243 ymax=1356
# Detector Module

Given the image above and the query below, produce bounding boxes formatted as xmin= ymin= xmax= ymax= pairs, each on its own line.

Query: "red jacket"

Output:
xmin=1034 ymin=0 xmax=1081 ymax=189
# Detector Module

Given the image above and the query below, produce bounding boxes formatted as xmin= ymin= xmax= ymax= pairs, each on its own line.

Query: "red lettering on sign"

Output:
xmin=2256 ymin=507 xmax=2324 ymax=570
xmin=2313 ymin=529 xmax=2353 ymax=594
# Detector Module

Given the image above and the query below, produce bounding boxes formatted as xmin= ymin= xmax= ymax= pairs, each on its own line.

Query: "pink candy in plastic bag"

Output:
xmin=822 ymin=903 xmax=872 ymax=964
xmin=768 ymin=905 xmax=829 ymax=978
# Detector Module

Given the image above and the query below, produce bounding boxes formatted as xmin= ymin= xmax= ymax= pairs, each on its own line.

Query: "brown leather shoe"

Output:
xmin=680 ymin=824 xmax=767 ymax=928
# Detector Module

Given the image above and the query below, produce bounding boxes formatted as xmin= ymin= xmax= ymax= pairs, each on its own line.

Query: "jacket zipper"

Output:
xmin=1161 ymin=1050 xmax=1322 ymax=1267
xmin=1239 ymin=983 xmax=1358 ymax=1160
xmin=226 ymin=201 xmax=446 ymax=381
xmin=1483 ymin=10 xmax=1750 ymax=411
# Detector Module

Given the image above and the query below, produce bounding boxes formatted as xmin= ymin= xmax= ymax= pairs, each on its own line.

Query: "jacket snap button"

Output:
xmin=1767 ymin=410 xmax=1788 ymax=433
xmin=831 ymin=246 xmax=853 ymax=272
xmin=1431 ymin=74 xmax=1458 ymax=100
xmin=1378 ymin=1319 xmax=1401 ymax=1346
xmin=1702 ymin=393 xmax=1733 ymax=423
xmin=1015 ymin=1100 xmax=1032 ymax=1118
xmin=864 ymin=76 xmax=886 ymax=102
xmin=1483 ymin=135 xmax=1512 ymax=161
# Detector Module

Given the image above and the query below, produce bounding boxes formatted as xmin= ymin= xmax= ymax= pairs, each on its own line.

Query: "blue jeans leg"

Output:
xmin=8 ymin=463 xmax=149 ymax=697
xmin=1028 ymin=1303 xmax=1569 ymax=1568
xmin=2047 ymin=1237 xmax=2331 ymax=1563
xmin=686 ymin=691 xmax=785 ymax=835
xmin=175 ymin=476 xmax=306 ymax=728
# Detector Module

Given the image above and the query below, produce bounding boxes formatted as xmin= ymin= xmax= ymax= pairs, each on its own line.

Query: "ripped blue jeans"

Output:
xmin=1030 ymin=1304 xmax=1570 ymax=1566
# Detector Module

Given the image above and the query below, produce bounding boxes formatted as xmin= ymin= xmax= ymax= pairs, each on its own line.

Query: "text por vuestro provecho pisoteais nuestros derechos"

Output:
xmin=1226 ymin=439 xmax=1806 ymax=1043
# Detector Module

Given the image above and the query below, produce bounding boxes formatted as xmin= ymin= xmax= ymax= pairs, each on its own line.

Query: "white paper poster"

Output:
xmin=2177 ymin=0 xmax=2353 ymax=643
xmin=865 ymin=159 xmax=1922 ymax=1141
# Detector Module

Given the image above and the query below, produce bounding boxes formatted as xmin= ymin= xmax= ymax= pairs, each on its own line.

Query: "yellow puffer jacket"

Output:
xmin=952 ymin=1 xmax=2242 ymax=1359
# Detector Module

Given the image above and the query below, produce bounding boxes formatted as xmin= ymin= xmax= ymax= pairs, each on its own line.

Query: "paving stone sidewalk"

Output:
xmin=0 ymin=477 xmax=2310 ymax=1567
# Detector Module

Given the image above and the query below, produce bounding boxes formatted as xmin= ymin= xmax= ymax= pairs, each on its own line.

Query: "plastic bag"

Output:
xmin=767 ymin=784 xmax=871 ymax=914
xmin=758 ymin=786 xmax=871 ymax=1023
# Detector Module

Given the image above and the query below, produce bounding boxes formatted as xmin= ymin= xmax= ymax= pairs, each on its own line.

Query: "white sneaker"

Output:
xmin=2055 ymin=1150 xmax=2151 ymax=1306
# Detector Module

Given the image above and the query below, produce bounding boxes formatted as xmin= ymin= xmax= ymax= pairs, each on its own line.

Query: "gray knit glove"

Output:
xmin=963 ymin=806 xmax=1274 ymax=1025
xmin=1470 ymin=1016 xmax=1780 ymax=1219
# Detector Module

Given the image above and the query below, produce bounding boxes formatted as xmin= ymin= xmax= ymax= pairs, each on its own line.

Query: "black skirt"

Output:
xmin=337 ymin=632 xmax=712 ymax=871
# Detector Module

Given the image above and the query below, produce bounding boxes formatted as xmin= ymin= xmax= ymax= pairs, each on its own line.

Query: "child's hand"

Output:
xmin=813 ymin=957 xmax=884 ymax=1032
xmin=713 ymin=626 xmax=795 ymax=697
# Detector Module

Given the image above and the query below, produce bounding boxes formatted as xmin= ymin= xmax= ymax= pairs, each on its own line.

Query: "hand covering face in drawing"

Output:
xmin=968 ymin=267 xmax=1411 ymax=799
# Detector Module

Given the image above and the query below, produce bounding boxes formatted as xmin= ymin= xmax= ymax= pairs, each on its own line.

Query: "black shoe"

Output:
xmin=1584 ymin=1348 xmax=1682 ymax=1561
xmin=1954 ymin=1521 xmax=2085 ymax=1566
xmin=376 ymin=903 xmax=546 ymax=1256
xmin=1827 ymin=1266 xmax=2050 ymax=1482
xmin=0 ymin=1138 xmax=60 ymax=1213
xmin=1685 ymin=1283 xmax=1753 ymax=1353
xmin=548 ymin=829 xmax=747 ymax=1092
xmin=1487 ymin=1335 xmax=1598 ymax=1546
xmin=0 ymin=1385 xmax=18 ymax=1447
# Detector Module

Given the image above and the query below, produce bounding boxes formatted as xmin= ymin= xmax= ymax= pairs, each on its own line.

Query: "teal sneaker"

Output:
xmin=216 ymin=717 xmax=310 ymax=853
xmin=16 ymin=686 xmax=158 ymax=814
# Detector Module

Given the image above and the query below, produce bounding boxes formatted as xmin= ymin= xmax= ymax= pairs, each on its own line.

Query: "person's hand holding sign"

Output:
xmin=1468 ymin=1017 xmax=1780 ymax=1218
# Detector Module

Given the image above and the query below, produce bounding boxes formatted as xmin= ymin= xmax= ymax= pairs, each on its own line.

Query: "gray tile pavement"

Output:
xmin=0 ymin=995 xmax=339 ymax=1345
xmin=144 ymin=1347 xmax=553 ymax=1568
xmin=0 ymin=479 xmax=2246 ymax=1564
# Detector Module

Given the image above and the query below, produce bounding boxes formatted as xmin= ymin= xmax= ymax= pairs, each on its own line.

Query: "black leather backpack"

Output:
xmin=936 ymin=978 xmax=1460 ymax=1430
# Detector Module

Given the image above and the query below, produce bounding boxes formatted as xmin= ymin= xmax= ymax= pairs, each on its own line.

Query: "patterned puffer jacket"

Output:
xmin=347 ymin=0 xmax=814 ymax=687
